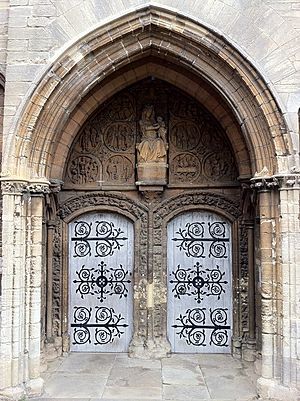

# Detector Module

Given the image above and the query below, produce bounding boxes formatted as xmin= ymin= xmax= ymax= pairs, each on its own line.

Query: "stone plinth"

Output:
xmin=136 ymin=162 xmax=167 ymax=189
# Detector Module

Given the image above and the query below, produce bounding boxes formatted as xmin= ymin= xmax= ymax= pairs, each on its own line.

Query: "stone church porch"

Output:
xmin=31 ymin=353 xmax=258 ymax=401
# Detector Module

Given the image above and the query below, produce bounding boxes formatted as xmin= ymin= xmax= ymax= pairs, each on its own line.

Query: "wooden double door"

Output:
xmin=68 ymin=210 xmax=232 ymax=353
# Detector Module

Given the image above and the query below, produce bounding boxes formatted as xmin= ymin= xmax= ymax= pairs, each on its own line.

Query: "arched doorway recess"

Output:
xmin=1 ymin=6 xmax=298 ymax=401
xmin=53 ymin=78 xmax=245 ymax=360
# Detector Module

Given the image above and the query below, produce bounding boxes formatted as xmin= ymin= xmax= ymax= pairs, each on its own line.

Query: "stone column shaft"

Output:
xmin=258 ymin=188 xmax=275 ymax=379
xmin=0 ymin=182 xmax=27 ymax=397
xmin=0 ymin=180 xmax=49 ymax=399
xmin=279 ymin=179 xmax=300 ymax=390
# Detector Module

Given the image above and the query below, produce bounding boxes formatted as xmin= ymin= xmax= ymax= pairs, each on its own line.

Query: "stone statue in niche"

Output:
xmin=137 ymin=105 xmax=167 ymax=163
xmin=136 ymin=105 xmax=168 ymax=189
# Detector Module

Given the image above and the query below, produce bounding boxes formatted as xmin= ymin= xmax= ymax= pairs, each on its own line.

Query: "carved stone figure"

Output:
xmin=137 ymin=105 xmax=167 ymax=163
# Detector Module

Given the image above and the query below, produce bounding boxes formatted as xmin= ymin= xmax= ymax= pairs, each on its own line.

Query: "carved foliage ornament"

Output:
xmin=1 ymin=181 xmax=50 ymax=195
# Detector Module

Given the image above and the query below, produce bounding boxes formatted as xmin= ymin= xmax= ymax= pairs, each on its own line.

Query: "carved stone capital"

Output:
xmin=27 ymin=182 xmax=51 ymax=195
xmin=250 ymin=176 xmax=279 ymax=192
xmin=275 ymin=174 xmax=300 ymax=190
xmin=1 ymin=180 xmax=28 ymax=195
xmin=0 ymin=179 xmax=51 ymax=196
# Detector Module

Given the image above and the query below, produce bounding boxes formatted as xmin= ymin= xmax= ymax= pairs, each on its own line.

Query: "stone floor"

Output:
xmin=31 ymin=353 xmax=258 ymax=401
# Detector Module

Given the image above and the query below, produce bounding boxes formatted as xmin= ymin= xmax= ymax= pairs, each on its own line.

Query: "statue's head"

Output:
xmin=142 ymin=105 xmax=155 ymax=121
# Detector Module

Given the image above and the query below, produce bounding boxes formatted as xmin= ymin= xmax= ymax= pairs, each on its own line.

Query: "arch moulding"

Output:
xmin=2 ymin=5 xmax=291 ymax=183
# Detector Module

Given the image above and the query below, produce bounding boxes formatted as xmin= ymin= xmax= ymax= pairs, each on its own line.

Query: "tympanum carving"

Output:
xmin=64 ymin=78 xmax=238 ymax=189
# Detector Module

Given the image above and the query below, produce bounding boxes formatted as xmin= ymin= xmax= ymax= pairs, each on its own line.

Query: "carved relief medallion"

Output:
xmin=171 ymin=121 xmax=200 ymax=151
xmin=105 ymin=156 xmax=134 ymax=183
xmin=68 ymin=156 xmax=100 ymax=184
xmin=108 ymin=94 xmax=134 ymax=121
xmin=75 ymin=125 xmax=101 ymax=153
xmin=171 ymin=153 xmax=201 ymax=182
xmin=104 ymin=123 xmax=134 ymax=152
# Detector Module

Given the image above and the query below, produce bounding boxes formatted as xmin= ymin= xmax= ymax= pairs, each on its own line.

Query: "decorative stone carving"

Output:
xmin=1 ymin=180 xmax=50 ymax=195
xmin=276 ymin=173 xmax=300 ymax=189
xmin=168 ymin=94 xmax=238 ymax=186
xmin=171 ymin=153 xmax=200 ymax=182
xmin=250 ymin=176 xmax=279 ymax=191
xmin=104 ymin=123 xmax=134 ymax=152
xmin=52 ymin=222 xmax=62 ymax=337
xmin=1 ymin=180 xmax=27 ymax=194
xmin=105 ymin=155 xmax=133 ymax=182
xmin=136 ymin=105 xmax=168 ymax=187
xmin=68 ymin=155 xmax=100 ymax=184
xmin=137 ymin=105 xmax=167 ymax=163
xmin=171 ymin=121 xmax=200 ymax=151
xmin=64 ymin=78 xmax=238 ymax=189
xmin=76 ymin=125 xmax=101 ymax=153
xmin=27 ymin=183 xmax=51 ymax=194
xmin=108 ymin=94 xmax=134 ymax=121
xmin=239 ymin=224 xmax=249 ymax=334
xmin=50 ymin=179 xmax=63 ymax=193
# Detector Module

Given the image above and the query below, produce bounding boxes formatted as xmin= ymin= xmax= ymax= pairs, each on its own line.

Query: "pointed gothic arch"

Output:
xmin=1 ymin=6 xmax=298 ymax=401
xmin=3 ymin=5 xmax=291 ymax=182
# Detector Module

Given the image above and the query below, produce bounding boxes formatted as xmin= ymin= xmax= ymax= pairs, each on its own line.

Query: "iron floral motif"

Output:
xmin=94 ymin=306 xmax=128 ymax=345
xmin=71 ymin=306 xmax=128 ymax=345
xmin=172 ymin=221 xmax=229 ymax=258
xmin=170 ymin=262 xmax=228 ymax=303
xmin=74 ymin=261 xmax=131 ymax=302
xmin=72 ymin=220 xmax=128 ymax=257
xmin=172 ymin=307 xmax=230 ymax=347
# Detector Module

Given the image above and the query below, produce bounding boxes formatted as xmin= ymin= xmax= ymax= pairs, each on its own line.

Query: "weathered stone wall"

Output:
xmin=0 ymin=0 xmax=8 ymax=77
xmin=2 ymin=0 xmax=300 ymax=170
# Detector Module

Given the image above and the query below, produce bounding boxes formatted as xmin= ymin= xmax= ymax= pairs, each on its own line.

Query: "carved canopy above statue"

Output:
xmin=64 ymin=78 xmax=238 ymax=189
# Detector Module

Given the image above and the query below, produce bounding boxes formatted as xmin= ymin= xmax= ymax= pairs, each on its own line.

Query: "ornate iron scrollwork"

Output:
xmin=73 ymin=261 xmax=131 ymax=302
xmin=172 ymin=221 xmax=229 ymax=258
xmin=94 ymin=307 xmax=128 ymax=345
xmin=170 ymin=262 xmax=228 ymax=303
xmin=72 ymin=306 xmax=92 ymax=345
xmin=72 ymin=220 xmax=128 ymax=257
xmin=172 ymin=307 xmax=230 ymax=347
xmin=71 ymin=306 xmax=128 ymax=346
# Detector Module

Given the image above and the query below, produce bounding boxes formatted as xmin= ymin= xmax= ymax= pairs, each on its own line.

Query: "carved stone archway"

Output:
xmin=0 ymin=6 xmax=298 ymax=401
xmin=3 ymin=6 xmax=291 ymax=182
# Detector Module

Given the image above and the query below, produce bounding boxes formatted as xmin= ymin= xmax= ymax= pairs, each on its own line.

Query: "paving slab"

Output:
xmin=115 ymin=354 xmax=161 ymax=369
xmin=162 ymin=366 xmax=205 ymax=386
xmin=102 ymin=385 xmax=162 ymax=399
xmin=56 ymin=353 xmax=115 ymax=375
xmin=107 ymin=366 xmax=162 ymax=387
xmin=42 ymin=373 xmax=107 ymax=398
xmin=163 ymin=383 xmax=210 ymax=400
xmin=204 ymin=375 xmax=257 ymax=399
xmin=30 ymin=352 xmax=258 ymax=400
